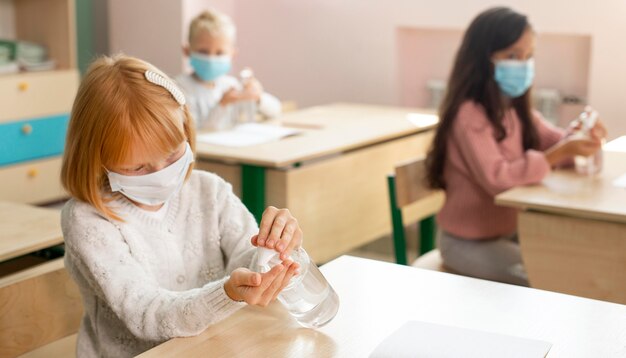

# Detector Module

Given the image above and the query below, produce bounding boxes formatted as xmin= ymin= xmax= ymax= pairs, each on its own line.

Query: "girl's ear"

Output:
xmin=182 ymin=45 xmax=190 ymax=57
xmin=232 ymin=47 xmax=239 ymax=59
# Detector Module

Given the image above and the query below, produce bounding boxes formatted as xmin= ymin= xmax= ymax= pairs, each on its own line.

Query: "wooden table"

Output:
xmin=195 ymin=103 xmax=438 ymax=262
xmin=140 ymin=256 xmax=626 ymax=357
xmin=0 ymin=201 xmax=62 ymax=262
xmin=496 ymin=150 xmax=626 ymax=304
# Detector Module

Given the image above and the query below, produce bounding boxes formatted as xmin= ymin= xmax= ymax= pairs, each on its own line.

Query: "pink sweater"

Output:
xmin=437 ymin=101 xmax=565 ymax=239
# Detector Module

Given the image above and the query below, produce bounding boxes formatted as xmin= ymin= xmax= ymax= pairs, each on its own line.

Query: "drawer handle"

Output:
xmin=18 ymin=82 xmax=29 ymax=92
xmin=27 ymin=168 xmax=39 ymax=178
xmin=21 ymin=124 xmax=33 ymax=135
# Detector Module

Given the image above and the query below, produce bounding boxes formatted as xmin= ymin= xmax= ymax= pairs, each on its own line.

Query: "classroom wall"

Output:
xmin=107 ymin=0 xmax=626 ymax=137
xmin=0 ymin=0 xmax=15 ymax=38
xmin=231 ymin=0 xmax=626 ymax=138
xmin=108 ymin=0 xmax=234 ymax=76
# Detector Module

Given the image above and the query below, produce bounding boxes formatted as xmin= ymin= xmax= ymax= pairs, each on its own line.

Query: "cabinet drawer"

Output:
xmin=0 ymin=157 xmax=66 ymax=204
xmin=0 ymin=114 xmax=70 ymax=167
xmin=0 ymin=70 xmax=79 ymax=123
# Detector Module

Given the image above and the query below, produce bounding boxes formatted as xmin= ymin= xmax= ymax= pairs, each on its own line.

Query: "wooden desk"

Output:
xmin=0 ymin=201 xmax=62 ymax=262
xmin=195 ymin=103 xmax=438 ymax=262
xmin=140 ymin=256 xmax=626 ymax=357
xmin=496 ymin=150 xmax=626 ymax=304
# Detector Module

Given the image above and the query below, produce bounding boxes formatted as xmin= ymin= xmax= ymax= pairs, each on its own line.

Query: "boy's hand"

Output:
xmin=241 ymin=78 xmax=263 ymax=102
xmin=252 ymin=206 xmax=303 ymax=261
xmin=224 ymin=262 xmax=298 ymax=305
xmin=219 ymin=88 xmax=241 ymax=106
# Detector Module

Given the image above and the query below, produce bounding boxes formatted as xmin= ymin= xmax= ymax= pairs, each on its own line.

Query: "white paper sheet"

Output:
xmin=612 ymin=173 xmax=626 ymax=189
xmin=197 ymin=123 xmax=301 ymax=147
xmin=604 ymin=136 xmax=626 ymax=153
xmin=370 ymin=321 xmax=552 ymax=358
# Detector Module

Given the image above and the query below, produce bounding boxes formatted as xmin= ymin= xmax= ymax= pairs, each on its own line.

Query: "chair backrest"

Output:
xmin=0 ymin=258 xmax=83 ymax=357
xmin=393 ymin=157 xmax=436 ymax=208
xmin=388 ymin=157 xmax=445 ymax=265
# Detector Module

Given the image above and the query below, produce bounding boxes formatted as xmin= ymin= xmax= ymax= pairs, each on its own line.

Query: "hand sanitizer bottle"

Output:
xmin=571 ymin=107 xmax=603 ymax=175
xmin=254 ymin=247 xmax=340 ymax=328
xmin=239 ymin=67 xmax=258 ymax=123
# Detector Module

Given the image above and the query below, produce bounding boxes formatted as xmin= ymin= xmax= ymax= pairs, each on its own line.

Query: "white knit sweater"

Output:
xmin=62 ymin=170 xmax=258 ymax=357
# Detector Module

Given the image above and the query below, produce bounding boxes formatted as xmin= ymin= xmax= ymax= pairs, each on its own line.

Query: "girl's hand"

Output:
xmin=224 ymin=262 xmax=298 ymax=306
xmin=590 ymin=119 xmax=607 ymax=141
xmin=545 ymin=137 xmax=601 ymax=165
xmin=564 ymin=137 xmax=602 ymax=157
xmin=252 ymin=206 xmax=303 ymax=261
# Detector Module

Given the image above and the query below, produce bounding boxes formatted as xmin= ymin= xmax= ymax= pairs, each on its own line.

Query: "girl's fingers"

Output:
xmin=265 ymin=211 xmax=291 ymax=249
xmin=260 ymin=266 xmax=289 ymax=305
xmin=257 ymin=206 xmax=278 ymax=246
xmin=231 ymin=268 xmax=260 ymax=287
xmin=280 ymin=228 xmax=303 ymax=261
xmin=276 ymin=219 xmax=298 ymax=252
xmin=251 ymin=234 xmax=259 ymax=246
xmin=247 ymin=272 xmax=261 ymax=286
xmin=272 ymin=263 xmax=298 ymax=301
xmin=258 ymin=264 xmax=284 ymax=292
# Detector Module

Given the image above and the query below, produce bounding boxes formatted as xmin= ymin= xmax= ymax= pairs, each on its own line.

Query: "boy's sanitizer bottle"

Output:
xmin=239 ymin=67 xmax=258 ymax=123
xmin=571 ymin=107 xmax=602 ymax=175
xmin=253 ymin=247 xmax=340 ymax=328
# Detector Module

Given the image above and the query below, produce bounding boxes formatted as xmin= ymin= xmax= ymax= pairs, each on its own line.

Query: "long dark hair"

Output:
xmin=425 ymin=7 xmax=540 ymax=189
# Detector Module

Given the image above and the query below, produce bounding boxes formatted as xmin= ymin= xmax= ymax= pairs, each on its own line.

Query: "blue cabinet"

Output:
xmin=0 ymin=114 xmax=70 ymax=167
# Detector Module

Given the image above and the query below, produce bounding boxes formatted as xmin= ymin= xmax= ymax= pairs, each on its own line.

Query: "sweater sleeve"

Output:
xmin=214 ymin=178 xmax=260 ymax=273
xmin=452 ymin=105 xmax=551 ymax=197
xmin=258 ymin=92 xmax=282 ymax=119
xmin=62 ymin=202 xmax=245 ymax=341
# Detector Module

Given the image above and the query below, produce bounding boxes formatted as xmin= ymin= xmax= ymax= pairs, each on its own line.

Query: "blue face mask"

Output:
xmin=189 ymin=53 xmax=231 ymax=82
xmin=494 ymin=59 xmax=535 ymax=98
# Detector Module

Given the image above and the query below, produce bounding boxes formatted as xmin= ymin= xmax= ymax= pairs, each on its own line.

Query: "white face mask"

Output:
xmin=107 ymin=142 xmax=194 ymax=206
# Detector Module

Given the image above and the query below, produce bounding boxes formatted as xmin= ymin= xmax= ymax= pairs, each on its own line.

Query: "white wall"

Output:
xmin=108 ymin=0 xmax=183 ymax=74
xmin=232 ymin=0 xmax=626 ymax=138
xmin=108 ymin=0 xmax=234 ymax=76
xmin=107 ymin=0 xmax=626 ymax=137
xmin=0 ymin=0 xmax=15 ymax=38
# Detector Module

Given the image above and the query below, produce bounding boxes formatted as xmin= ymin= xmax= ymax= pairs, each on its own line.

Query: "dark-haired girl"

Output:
xmin=425 ymin=7 xmax=606 ymax=286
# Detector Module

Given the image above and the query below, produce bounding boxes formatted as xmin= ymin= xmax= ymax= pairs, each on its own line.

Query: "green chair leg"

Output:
xmin=241 ymin=164 xmax=266 ymax=224
xmin=387 ymin=175 xmax=407 ymax=265
xmin=419 ymin=215 xmax=436 ymax=255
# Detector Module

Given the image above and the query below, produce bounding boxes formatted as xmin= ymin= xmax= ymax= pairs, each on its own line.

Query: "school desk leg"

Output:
xmin=419 ymin=215 xmax=436 ymax=255
xmin=241 ymin=164 xmax=266 ymax=223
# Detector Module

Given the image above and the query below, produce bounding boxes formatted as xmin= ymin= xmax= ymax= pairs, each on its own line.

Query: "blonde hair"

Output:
xmin=188 ymin=9 xmax=236 ymax=44
xmin=61 ymin=54 xmax=196 ymax=221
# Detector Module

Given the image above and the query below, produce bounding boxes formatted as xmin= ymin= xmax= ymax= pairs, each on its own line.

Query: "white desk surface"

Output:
xmin=496 ymin=150 xmax=626 ymax=223
xmin=140 ymin=256 xmax=626 ymax=357
xmin=194 ymin=103 xmax=437 ymax=167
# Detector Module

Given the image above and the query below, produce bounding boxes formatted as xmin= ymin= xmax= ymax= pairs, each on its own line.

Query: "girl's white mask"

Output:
xmin=107 ymin=142 xmax=194 ymax=206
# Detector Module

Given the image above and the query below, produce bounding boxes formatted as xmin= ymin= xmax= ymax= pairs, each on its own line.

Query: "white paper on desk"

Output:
xmin=370 ymin=321 xmax=551 ymax=358
xmin=612 ymin=173 xmax=626 ymax=188
xmin=197 ymin=123 xmax=300 ymax=147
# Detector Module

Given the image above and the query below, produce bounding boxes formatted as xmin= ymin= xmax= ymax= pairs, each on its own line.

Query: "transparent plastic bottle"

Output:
xmin=571 ymin=107 xmax=603 ymax=175
xmin=253 ymin=247 xmax=340 ymax=328
xmin=238 ymin=67 xmax=258 ymax=123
